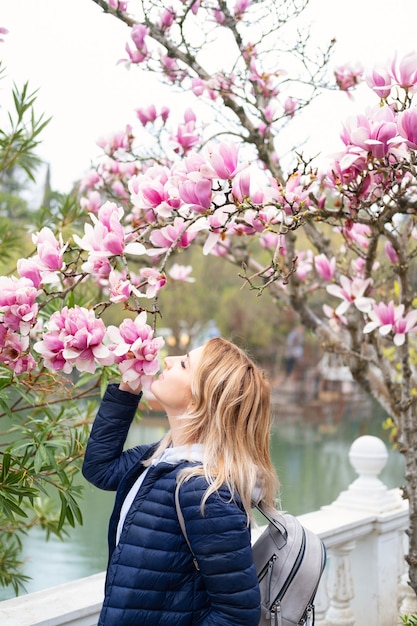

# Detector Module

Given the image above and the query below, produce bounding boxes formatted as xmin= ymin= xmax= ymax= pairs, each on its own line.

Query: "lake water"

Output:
xmin=0 ymin=397 xmax=405 ymax=602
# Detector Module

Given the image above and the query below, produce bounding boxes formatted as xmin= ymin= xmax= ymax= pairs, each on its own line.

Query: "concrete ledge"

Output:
xmin=0 ymin=572 xmax=105 ymax=626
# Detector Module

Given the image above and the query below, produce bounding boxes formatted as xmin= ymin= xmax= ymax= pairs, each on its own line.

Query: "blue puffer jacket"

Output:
xmin=82 ymin=384 xmax=261 ymax=626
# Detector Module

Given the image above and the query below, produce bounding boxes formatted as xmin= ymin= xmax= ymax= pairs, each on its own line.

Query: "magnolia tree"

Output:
xmin=2 ymin=0 xmax=417 ymax=601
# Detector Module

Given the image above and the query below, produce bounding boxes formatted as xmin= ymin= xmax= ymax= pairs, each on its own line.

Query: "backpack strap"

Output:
xmin=174 ymin=483 xmax=200 ymax=571
xmin=255 ymin=503 xmax=288 ymax=541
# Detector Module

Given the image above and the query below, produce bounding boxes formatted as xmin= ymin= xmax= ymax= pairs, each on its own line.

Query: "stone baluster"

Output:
xmin=314 ymin=571 xmax=329 ymax=625
xmin=325 ymin=542 xmax=356 ymax=626
xmin=399 ymin=531 xmax=417 ymax=621
xmin=323 ymin=435 xmax=406 ymax=625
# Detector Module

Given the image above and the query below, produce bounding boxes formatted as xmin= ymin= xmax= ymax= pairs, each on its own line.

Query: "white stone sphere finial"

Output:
xmin=349 ymin=435 xmax=388 ymax=479
xmin=331 ymin=435 xmax=403 ymax=513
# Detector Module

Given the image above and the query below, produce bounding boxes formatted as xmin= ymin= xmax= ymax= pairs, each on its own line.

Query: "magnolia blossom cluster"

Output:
xmin=0 ymin=218 xmax=165 ymax=385
xmin=0 ymin=276 xmax=39 ymax=374
xmin=33 ymin=308 xmax=163 ymax=390
xmin=324 ymin=52 xmax=417 ymax=208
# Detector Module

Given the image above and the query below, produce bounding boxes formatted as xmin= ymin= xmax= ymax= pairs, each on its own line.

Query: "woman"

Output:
xmin=82 ymin=337 xmax=280 ymax=626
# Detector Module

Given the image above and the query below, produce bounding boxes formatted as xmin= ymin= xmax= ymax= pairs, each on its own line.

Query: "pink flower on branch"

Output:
xmin=124 ymin=24 xmax=149 ymax=65
xmin=34 ymin=306 xmax=113 ymax=374
xmin=326 ymin=275 xmax=374 ymax=315
xmin=108 ymin=0 xmax=128 ymax=11
xmin=384 ymin=241 xmax=399 ymax=264
xmin=314 ymin=254 xmax=336 ymax=281
xmin=106 ymin=312 xmax=165 ymax=391
xmin=17 ymin=228 xmax=67 ymax=287
xmin=129 ymin=166 xmax=181 ymax=218
xmin=323 ymin=304 xmax=347 ymax=333
xmin=397 ymin=108 xmax=417 ymax=150
xmin=148 ymin=217 xmax=198 ymax=255
xmin=334 ymin=63 xmax=363 ymax=94
xmin=0 ymin=276 xmax=39 ymax=336
xmin=340 ymin=106 xmax=399 ymax=159
xmin=0 ymin=327 xmax=36 ymax=375
xmin=134 ymin=267 xmax=167 ymax=298
xmin=391 ymin=51 xmax=417 ymax=92
xmin=366 ymin=66 xmax=392 ymax=99
xmin=363 ymin=301 xmax=417 ymax=346
xmin=108 ymin=270 xmax=132 ymax=303
xmin=73 ymin=201 xmax=146 ymax=258
xmin=178 ymin=178 xmax=212 ymax=213
xmin=168 ymin=264 xmax=195 ymax=282
xmin=206 ymin=142 xmax=242 ymax=180
xmin=33 ymin=227 xmax=67 ymax=272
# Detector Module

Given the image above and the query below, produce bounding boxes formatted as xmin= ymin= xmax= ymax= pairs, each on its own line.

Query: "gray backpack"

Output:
xmin=253 ymin=505 xmax=326 ymax=626
xmin=175 ymin=485 xmax=326 ymax=626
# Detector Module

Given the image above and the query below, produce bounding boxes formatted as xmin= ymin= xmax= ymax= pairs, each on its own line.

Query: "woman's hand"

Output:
xmin=119 ymin=380 xmax=142 ymax=395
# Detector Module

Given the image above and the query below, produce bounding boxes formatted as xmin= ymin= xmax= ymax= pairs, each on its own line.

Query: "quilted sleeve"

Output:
xmin=82 ymin=384 xmax=149 ymax=490
xmin=178 ymin=478 xmax=261 ymax=626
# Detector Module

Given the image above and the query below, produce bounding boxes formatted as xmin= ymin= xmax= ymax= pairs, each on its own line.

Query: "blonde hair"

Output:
xmin=147 ymin=337 xmax=280 ymax=521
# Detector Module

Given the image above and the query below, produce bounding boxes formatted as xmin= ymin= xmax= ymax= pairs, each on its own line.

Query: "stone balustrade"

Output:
xmin=0 ymin=435 xmax=414 ymax=626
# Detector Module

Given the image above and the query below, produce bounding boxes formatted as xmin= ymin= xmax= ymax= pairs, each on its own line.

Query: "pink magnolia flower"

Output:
xmin=33 ymin=227 xmax=67 ymax=272
xmin=397 ymin=108 xmax=417 ymax=150
xmin=0 ymin=327 xmax=36 ymax=374
xmin=259 ymin=232 xmax=282 ymax=251
xmin=81 ymin=255 xmax=112 ymax=282
xmin=17 ymin=258 xmax=43 ymax=288
xmin=135 ymin=267 xmax=167 ymax=298
xmin=189 ymin=208 xmax=235 ymax=255
xmin=97 ymin=125 xmax=133 ymax=155
xmin=0 ymin=276 xmax=39 ymax=335
xmin=129 ymin=166 xmax=181 ymax=218
xmin=340 ymin=106 xmax=399 ymax=159
xmin=323 ymin=304 xmax=347 ymax=332
xmin=170 ymin=122 xmax=200 ymax=154
xmin=284 ymin=97 xmax=297 ymax=118
xmin=326 ymin=275 xmax=374 ymax=315
xmin=393 ymin=310 xmax=417 ymax=345
xmin=295 ymin=250 xmax=313 ymax=282
xmin=168 ymin=264 xmax=195 ymax=282
xmin=384 ymin=241 xmax=399 ymax=263
xmin=366 ymin=66 xmax=392 ymax=99
xmin=109 ymin=0 xmax=127 ymax=10
xmin=234 ymin=0 xmax=251 ymax=18
xmin=135 ymin=104 xmax=158 ymax=126
xmin=314 ymin=254 xmax=336 ymax=281
xmin=334 ymin=63 xmax=363 ymax=93
xmin=73 ymin=201 xmax=146 ymax=258
xmin=178 ymin=178 xmax=212 ymax=213
xmin=80 ymin=190 xmax=103 ymax=215
xmin=212 ymin=8 xmax=227 ymax=25
xmin=191 ymin=77 xmax=217 ymax=100
xmin=125 ymin=24 xmax=149 ymax=64
xmin=108 ymin=270 xmax=132 ymax=303
xmin=149 ymin=217 xmax=198 ymax=256
xmin=34 ymin=306 xmax=113 ymax=374
xmin=158 ymin=7 xmax=175 ymax=31
xmin=79 ymin=170 xmax=103 ymax=192
xmin=391 ymin=52 xmax=417 ymax=92
xmin=350 ymin=257 xmax=379 ymax=278
xmin=279 ymin=173 xmax=313 ymax=214
xmin=327 ymin=147 xmax=368 ymax=186
xmin=364 ymin=301 xmax=417 ymax=346
xmin=207 ymin=142 xmax=241 ymax=179
xmin=340 ymin=222 xmax=371 ymax=249
xmin=106 ymin=311 xmax=165 ymax=391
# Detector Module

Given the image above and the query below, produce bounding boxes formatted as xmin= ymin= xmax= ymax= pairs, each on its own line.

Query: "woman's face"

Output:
xmin=151 ymin=345 xmax=204 ymax=417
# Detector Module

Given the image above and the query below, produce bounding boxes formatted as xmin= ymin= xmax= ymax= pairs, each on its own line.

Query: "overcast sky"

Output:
xmin=1 ymin=0 xmax=417 ymax=193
